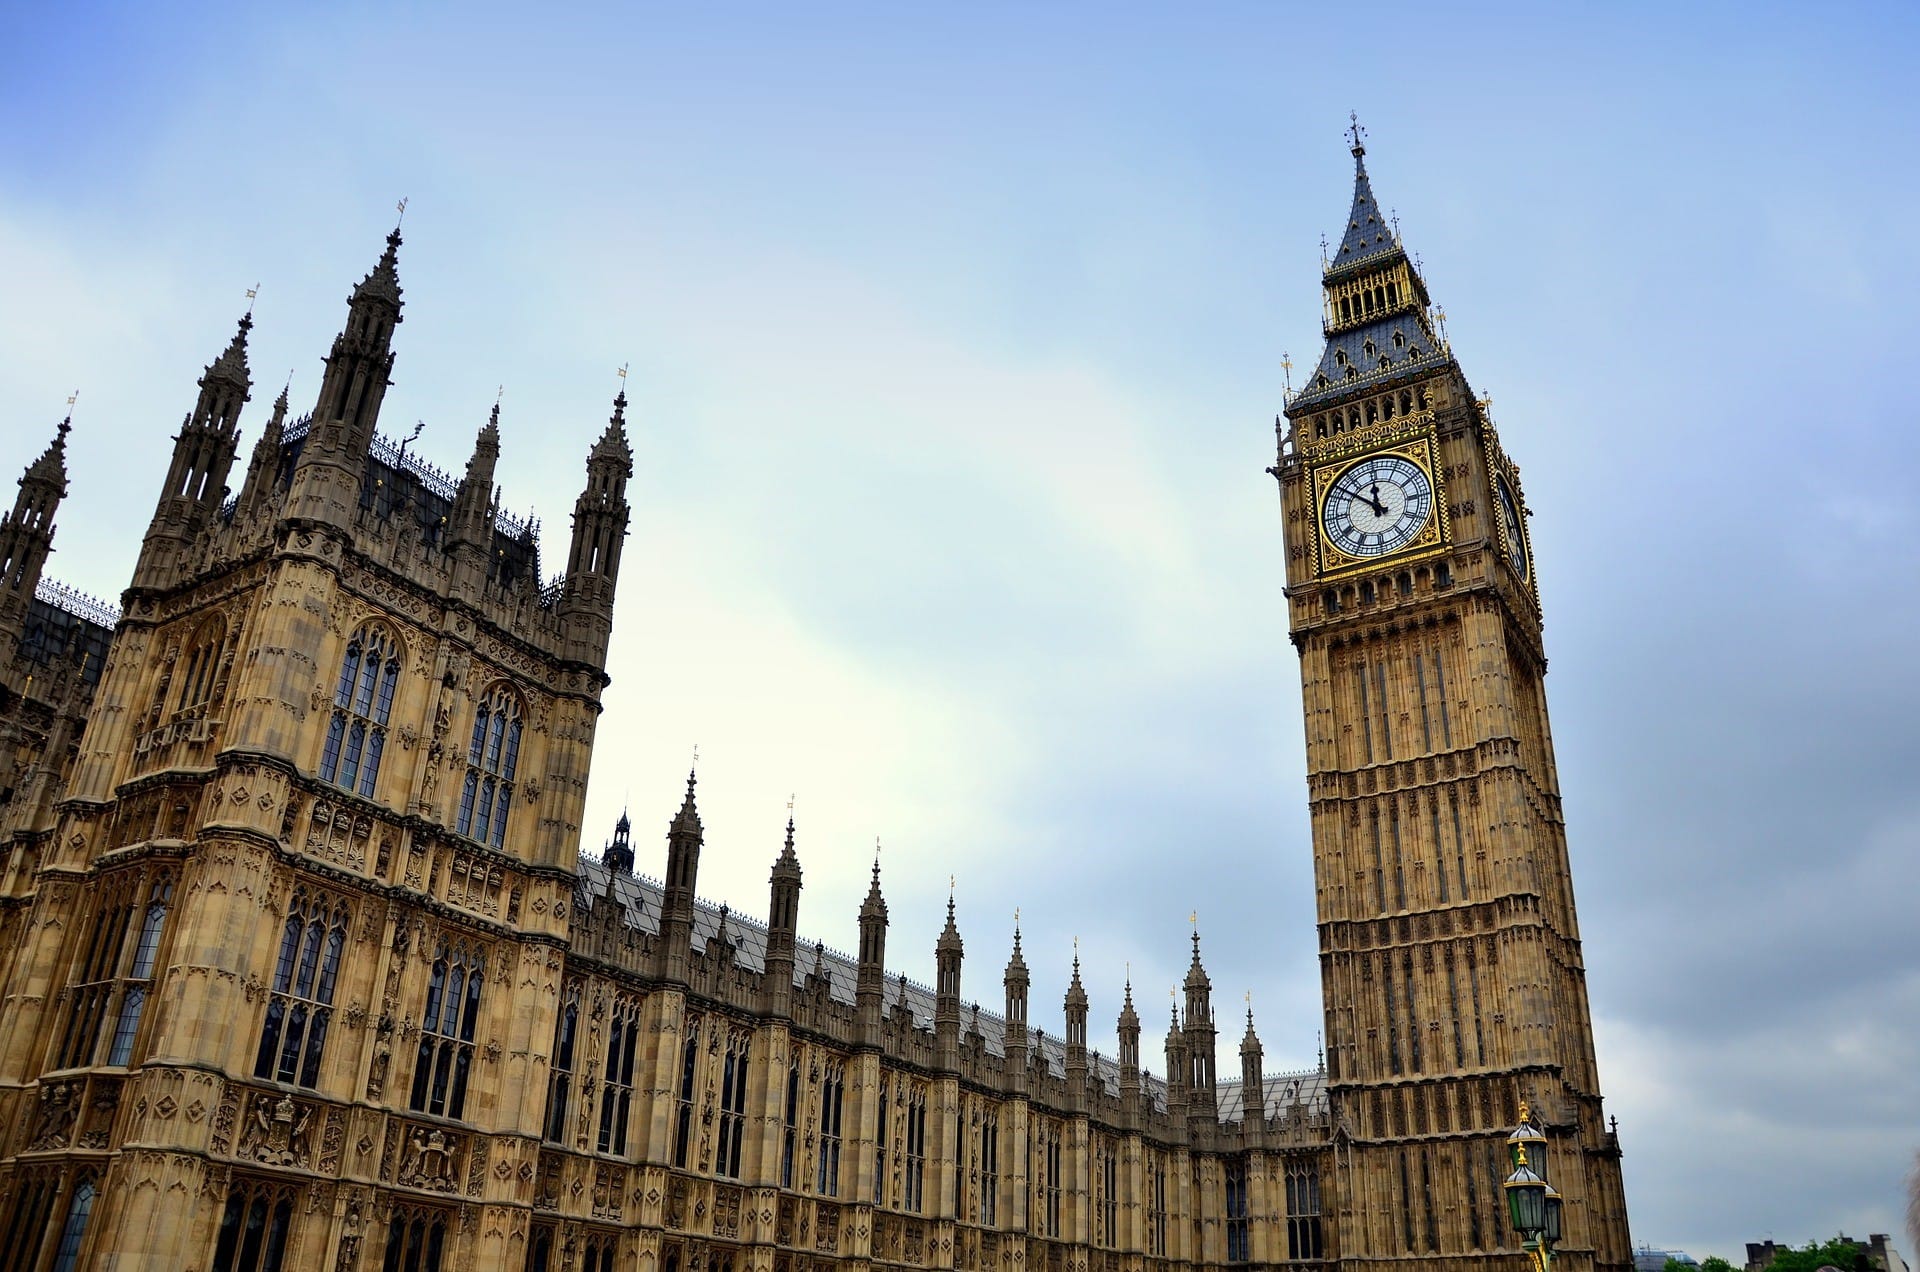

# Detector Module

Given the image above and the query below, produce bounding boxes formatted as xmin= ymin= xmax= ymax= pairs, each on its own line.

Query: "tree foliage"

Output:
xmin=1701 ymin=1257 xmax=1738 ymax=1272
xmin=1764 ymin=1237 xmax=1875 ymax=1272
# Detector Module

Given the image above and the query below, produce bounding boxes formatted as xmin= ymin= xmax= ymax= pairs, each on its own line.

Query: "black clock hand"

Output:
xmin=1334 ymin=482 xmax=1389 ymax=518
xmin=1364 ymin=484 xmax=1389 ymax=517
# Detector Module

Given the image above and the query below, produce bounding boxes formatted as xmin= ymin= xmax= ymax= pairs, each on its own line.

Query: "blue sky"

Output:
xmin=5 ymin=1 xmax=1919 ymax=1259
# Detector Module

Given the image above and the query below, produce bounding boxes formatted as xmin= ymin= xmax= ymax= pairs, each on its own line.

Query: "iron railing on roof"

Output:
xmin=34 ymin=577 xmax=120 ymax=628
xmin=369 ymin=430 xmax=459 ymax=502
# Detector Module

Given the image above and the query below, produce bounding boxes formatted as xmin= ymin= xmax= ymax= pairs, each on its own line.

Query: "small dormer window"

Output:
xmin=1345 ymin=367 xmax=1358 ymax=381
xmin=1409 ymin=346 xmax=1422 ymax=358
xmin=1363 ymin=340 xmax=1376 ymax=357
xmin=1334 ymin=349 xmax=1347 ymax=367
xmin=1393 ymin=332 xmax=1406 ymax=349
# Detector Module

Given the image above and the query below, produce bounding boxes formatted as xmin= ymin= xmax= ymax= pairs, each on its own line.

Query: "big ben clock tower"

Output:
xmin=1273 ymin=124 xmax=1632 ymax=1272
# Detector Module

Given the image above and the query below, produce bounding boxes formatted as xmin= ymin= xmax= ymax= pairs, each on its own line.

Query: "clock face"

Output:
xmin=1496 ymin=473 xmax=1529 ymax=580
xmin=1322 ymin=454 xmax=1434 ymax=558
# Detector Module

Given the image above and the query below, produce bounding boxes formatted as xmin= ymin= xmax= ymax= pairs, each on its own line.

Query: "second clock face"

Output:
xmin=1323 ymin=454 xmax=1434 ymax=558
xmin=1496 ymin=473 xmax=1529 ymax=580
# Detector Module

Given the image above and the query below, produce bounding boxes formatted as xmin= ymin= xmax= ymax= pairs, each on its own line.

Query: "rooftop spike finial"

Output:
xmin=395 ymin=196 xmax=409 ymax=230
xmin=1347 ymin=111 xmax=1366 ymax=158
xmin=245 ymin=283 xmax=260 ymax=316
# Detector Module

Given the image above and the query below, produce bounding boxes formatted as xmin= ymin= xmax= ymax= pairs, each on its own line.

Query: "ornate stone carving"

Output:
xmin=28 ymin=1081 xmax=78 ymax=1150
xmin=398 ymin=1125 xmax=459 ymax=1191
xmin=241 ymin=1092 xmax=313 ymax=1167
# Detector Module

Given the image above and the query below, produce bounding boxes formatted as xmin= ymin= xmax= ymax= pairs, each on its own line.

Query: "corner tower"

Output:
xmin=1272 ymin=125 xmax=1631 ymax=1272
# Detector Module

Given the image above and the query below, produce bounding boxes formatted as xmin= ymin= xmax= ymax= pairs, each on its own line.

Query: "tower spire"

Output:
xmin=286 ymin=227 xmax=405 ymax=531
xmin=0 ymin=415 xmax=74 ymax=659
xmin=134 ymin=308 xmax=253 ymax=588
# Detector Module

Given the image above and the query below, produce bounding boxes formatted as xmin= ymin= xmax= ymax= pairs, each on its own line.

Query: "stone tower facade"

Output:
xmin=1270 ymin=129 xmax=1632 ymax=1272
xmin=0 ymin=228 xmax=635 ymax=1270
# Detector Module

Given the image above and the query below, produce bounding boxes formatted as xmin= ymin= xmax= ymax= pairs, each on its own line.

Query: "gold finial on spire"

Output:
xmin=66 ymin=391 xmax=78 ymax=411
xmin=616 ymin=361 xmax=629 ymax=394
xmin=1319 ymin=233 xmax=1329 ymax=269
xmin=1434 ymin=306 xmax=1449 ymax=348
xmin=787 ymin=793 xmax=796 ymax=816
xmin=245 ymin=283 xmax=260 ymax=315
xmin=1281 ymin=351 xmax=1294 ymax=402
xmin=495 ymin=384 xmax=505 ymax=408
xmin=395 ymin=197 xmax=409 ymax=228
xmin=1347 ymin=111 xmax=1367 ymax=156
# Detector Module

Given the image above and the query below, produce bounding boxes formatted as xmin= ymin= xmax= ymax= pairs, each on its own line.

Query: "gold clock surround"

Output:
xmin=1309 ymin=430 xmax=1449 ymax=577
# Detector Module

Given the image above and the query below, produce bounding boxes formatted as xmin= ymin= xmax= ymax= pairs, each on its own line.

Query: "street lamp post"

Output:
xmin=1505 ymin=1101 xmax=1564 ymax=1272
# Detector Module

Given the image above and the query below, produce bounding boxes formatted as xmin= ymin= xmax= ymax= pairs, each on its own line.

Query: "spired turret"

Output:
xmin=659 ymin=771 xmax=702 ymax=985
xmin=601 ymin=808 xmax=634 ymax=875
xmin=764 ymin=813 xmax=804 ymax=1014
xmin=285 ymin=229 xmax=404 ymax=531
xmin=446 ymin=405 xmax=503 ymax=601
xmin=855 ymin=853 xmax=889 ymax=1041
xmin=134 ymin=314 xmax=251 ymax=588
xmin=232 ymin=383 xmax=289 ymax=525
xmin=0 ymin=417 xmax=72 ymax=662
xmin=1183 ymin=929 xmax=1218 ymax=1117
xmin=560 ymin=390 xmax=633 ymax=668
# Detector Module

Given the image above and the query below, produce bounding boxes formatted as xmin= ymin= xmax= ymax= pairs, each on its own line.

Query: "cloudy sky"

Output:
xmin=5 ymin=1 xmax=1918 ymax=1259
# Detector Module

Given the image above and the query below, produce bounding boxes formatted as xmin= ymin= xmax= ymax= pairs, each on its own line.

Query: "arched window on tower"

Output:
xmin=254 ymin=890 xmax=350 ymax=1088
xmin=211 ymin=1179 xmax=297 ymax=1272
xmin=319 ymin=625 xmax=401 ymax=798
xmin=48 ymin=1174 xmax=98 ymax=1272
xmin=409 ymin=944 xmax=486 ymax=1120
xmin=175 ymin=616 xmax=228 ymax=719
xmin=456 ymin=686 xmax=522 ymax=850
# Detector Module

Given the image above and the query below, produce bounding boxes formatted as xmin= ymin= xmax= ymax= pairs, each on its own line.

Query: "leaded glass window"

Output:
xmin=320 ymin=625 xmax=401 ymax=798
xmin=455 ymin=686 xmax=521 ymax=849
xmin=254 ymin=889 xmax=349 ymax=1087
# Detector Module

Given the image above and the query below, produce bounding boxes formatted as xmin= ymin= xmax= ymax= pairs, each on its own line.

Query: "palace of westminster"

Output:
xmin=0 ymin=135 xmax=1632 ymax=1272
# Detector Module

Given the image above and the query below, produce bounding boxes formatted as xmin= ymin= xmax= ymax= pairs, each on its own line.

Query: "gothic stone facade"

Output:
xmin=0 ymin=142 xmax=1628 ymax=1272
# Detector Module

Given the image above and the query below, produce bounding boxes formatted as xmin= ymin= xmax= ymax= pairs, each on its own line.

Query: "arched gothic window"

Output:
xmin=211 ymin=1179 xmax=296 ymax=1272
xmin=58 ymin=870 xmax=173 ymax=1069
xmin=175 ymin=616 xmax=228 ymax=718
xmin=599 ymin=1000 xmax=640 ymax=1156
xmin=382 ymin=1206 xmax=448 ymax=1272
xmin=409 ymin=944 xmax=485 ymax=1120
xmin=544 ymin=992 xmax=579 ymax=1144
xmin=320 ymin=625 xmax=401 ymax=798
xmin=48 ymin=1174 xmax=97 ymax=1272
xmin=456 ymin=686 xmax=522 ymax=849
xmin=254 ymin=890 xmax=350 ymax=1087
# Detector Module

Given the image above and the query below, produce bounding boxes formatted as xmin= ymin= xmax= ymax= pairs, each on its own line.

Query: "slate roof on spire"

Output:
xmin=1066 ymin=953 xmax=1088 ymax=1005
xmin=1241 ymin=1008 xmax=1263 ymax=1055
xmin=1119 ymin=979 xmax=1139 ymax=1027
xmin=1332 ymin=142 xmax=1399 ymax=274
